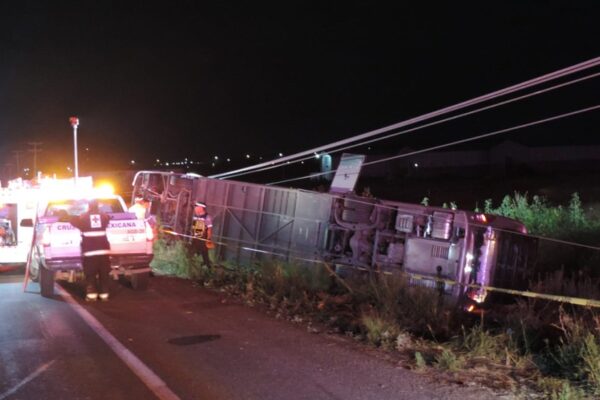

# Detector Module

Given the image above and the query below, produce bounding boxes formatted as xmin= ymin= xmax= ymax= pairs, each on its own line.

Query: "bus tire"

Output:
xmin=40 ymin=266 xmax=55 ymax=298
xmin=131 ymin=272 xmax=149 ymax=290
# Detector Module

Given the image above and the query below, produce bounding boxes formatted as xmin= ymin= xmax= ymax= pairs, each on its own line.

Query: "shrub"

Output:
xmin=150 ymin=238 xmax=198 ymax=278
xmin=483 ymin=192 xmax=599 ymax=239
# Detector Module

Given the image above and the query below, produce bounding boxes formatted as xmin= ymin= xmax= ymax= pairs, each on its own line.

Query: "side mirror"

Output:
xmin=20 ymin=218 xmax=34 ymax=227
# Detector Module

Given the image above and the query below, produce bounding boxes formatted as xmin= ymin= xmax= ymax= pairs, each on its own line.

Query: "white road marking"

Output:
xmin=57 ymin=285 xmax=180 ymax=400
xmin=0 ymin=360 xmax=56 ymax=400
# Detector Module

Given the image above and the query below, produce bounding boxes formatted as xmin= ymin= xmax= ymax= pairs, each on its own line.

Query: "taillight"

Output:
xmin=41 ymin=226 xmax=52 ymax=246
xmin=145 ymin=221 xmax=154 ymax=241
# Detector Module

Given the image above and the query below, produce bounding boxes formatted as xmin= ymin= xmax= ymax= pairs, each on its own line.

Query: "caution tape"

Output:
xmin=159 ymin=228 xmax=600 ymax=309
xmin=401 ymin=271 xmax=600 ymax=308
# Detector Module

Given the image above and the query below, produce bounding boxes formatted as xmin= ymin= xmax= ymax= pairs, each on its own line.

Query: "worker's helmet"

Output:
xmin=195 ymin=201 xmax=206 ymax=208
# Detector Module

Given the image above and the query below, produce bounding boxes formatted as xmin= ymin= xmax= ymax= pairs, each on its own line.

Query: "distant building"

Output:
xmin=343 ymin=140 xmax=600 ymax=178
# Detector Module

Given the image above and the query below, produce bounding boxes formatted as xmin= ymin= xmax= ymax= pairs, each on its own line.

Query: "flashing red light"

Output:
xmin=475 ymin=213 xmax=488 ymax=223
xmin=69 ymin=116 xmax=79 ymax=128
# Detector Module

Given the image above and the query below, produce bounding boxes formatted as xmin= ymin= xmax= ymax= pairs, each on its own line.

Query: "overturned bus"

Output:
xmin=132 ymin=170 xmax=536 ymax=309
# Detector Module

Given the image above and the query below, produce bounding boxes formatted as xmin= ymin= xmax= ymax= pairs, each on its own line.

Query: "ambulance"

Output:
xmin=0 ymin=179 xmax=39 ymax=266
xmin=0 ymin=176 xmax=94 ymax=267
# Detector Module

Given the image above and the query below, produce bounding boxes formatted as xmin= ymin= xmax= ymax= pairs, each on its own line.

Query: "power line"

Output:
xmin=210 ymin=56 xmax=600 ymax=179
xmin=268 ymin=103 xmax=600 ymax=186
xmin=218 ymin=71 xmax=600 ymax=180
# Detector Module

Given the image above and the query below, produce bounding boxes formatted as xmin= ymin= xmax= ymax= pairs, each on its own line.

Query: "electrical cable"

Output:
xmin=268 ymin=103 xmax=600 ymax=186
xmin=210 ymin=56 xmax=600 ymax=180
xmin=214 ymin=71 xmax=600 ymax=180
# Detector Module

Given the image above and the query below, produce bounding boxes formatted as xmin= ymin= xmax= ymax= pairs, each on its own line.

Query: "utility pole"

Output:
xmin=12 ymin=150 xmax=23 ymax=178
xmin=69 ymin=116 xmax=79 ymax=182
xmin=28 ymin=142 xmax=43 ymax=176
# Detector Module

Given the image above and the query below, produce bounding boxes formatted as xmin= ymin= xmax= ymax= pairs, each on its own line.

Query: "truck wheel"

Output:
xmin=131 ymin=272 xmax=149 ymax=290
xmin=29 ymin=249 xmax=40 ymax=283
xmin=40 ymin=266 xmax=55 ymax=298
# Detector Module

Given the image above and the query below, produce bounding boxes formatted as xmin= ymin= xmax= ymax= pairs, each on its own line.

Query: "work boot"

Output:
xmin=86 ymin=293 xmax=98 ymax=302
xmin=99 ymin=293 xmax=109 ymax=302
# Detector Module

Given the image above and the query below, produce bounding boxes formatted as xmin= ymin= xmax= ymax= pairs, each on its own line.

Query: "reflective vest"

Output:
xmin=71 ymin=212 xmax=111 ymax=257
xmin=192 ymin=214 xmax=212 ymax=239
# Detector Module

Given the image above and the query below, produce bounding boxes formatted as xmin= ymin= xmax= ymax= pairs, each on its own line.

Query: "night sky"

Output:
xmin=1 ymin=2 xmax=599 ymax=177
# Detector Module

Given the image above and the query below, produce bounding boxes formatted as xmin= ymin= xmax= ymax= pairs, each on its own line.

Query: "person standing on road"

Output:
xmin=190 ymin=201 xmax=213 ymax=267
xmin=70 ymin=200 xmax=112 ymax=301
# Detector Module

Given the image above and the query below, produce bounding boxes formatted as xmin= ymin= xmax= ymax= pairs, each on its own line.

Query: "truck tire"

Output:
xmin=131 ymin=272 xmax=149 ymax=290
xmin=40 ymin=266 xmax=55 ymax=298
xmin=29 ymin=248 xmax=40 ymax=282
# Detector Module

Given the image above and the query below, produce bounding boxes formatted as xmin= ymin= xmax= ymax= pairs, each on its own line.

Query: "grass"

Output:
xmin=542 ymin=309 xmax=600 ymax=395
xmin=435 ymin=349 xmax=464 ymax=372
xmin=360 ymin=312 xmax=400 ymax=350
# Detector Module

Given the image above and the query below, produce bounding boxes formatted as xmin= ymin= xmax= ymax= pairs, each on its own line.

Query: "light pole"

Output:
xmin=69 ymin=116 xmax=79 ymax=182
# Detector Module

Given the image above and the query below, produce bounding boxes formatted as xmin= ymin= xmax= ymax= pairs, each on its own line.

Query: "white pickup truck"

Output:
xmin=27 ymin=194 xmax=154 ymax=297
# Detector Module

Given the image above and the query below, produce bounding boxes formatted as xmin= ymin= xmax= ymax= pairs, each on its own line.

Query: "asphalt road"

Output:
xmin=1 ymin=269 xmax=505 ymax=400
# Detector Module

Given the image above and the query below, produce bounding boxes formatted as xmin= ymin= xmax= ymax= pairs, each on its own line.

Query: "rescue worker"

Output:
xmin=191 ymin=201 xmax=213 ymax=267
xmin=129 ymin=196 xmax=149 ymax=220
xmin=70 ymin=200 xmax=111 ymax=301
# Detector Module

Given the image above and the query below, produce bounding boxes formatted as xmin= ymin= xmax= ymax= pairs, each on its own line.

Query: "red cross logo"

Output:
xmin=90 ymin=214 xmax=101 ymax=228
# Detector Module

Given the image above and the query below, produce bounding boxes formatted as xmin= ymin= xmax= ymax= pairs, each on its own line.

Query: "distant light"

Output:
xmin=259 ymin=157 xmax=263 ymax=160
xmin=85 ymin=147 xmax=90 ymax=151
xmin=214 ymin=156 xmax=219 ymax=160
xmin=314 ymin=153 xmax=320 ymax=159
xmin=211 ymin=162 xmax=215 ymax=167
xmin=227 ymin=158 xmax=231 ymax=162
xmin=165 ymin=162 xmax=170 ymax=166
xmin=246 ymin=154 xmax=250 ymax=159
xmin=301 ymin=161 xmax=304 ymax=164
xmin=278 ymin=153 xmax=283 ymax=157
xmin=156 ymin=159 xmax=160 ymax=163
xmin=414 ymin=163 xmax=419 ymax=168
xmin=368 ymin=146 xmax=371 ymax=150
xmin=130 ymin=160 xmax=135 ymax=165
